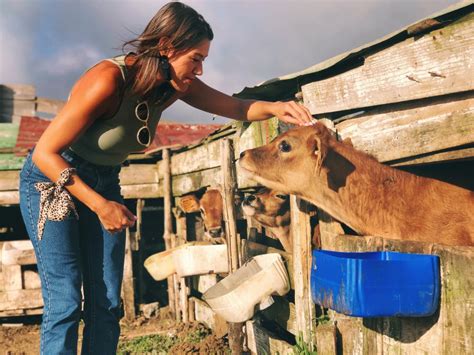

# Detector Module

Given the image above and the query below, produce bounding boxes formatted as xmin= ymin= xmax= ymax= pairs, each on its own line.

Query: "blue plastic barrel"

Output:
xmin=310 ymin=250 xmax=440 ymax=317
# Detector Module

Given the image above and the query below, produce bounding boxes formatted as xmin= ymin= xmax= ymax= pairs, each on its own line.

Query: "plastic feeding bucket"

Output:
xmin=311 ymin=250 xmax=440 ymax=317
xmin=203 ymin=253 xmax=290 ymax=323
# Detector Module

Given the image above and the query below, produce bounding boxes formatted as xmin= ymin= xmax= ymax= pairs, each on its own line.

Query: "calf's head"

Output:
xmin=179 ymin=188 xmax=224 ymax=240
xmin=242 ymin=188 xmax=290 ymax=229
xmin=239 ymin=123 xmax=355 ymax=198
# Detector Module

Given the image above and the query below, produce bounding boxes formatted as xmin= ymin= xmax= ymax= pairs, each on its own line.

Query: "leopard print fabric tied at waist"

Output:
xmin=35 ymin=167 xmax=79 ymax=240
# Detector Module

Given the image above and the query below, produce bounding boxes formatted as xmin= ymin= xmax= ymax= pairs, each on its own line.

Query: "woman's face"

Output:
xmin=168 ymin=39 xmax=211 ymax=92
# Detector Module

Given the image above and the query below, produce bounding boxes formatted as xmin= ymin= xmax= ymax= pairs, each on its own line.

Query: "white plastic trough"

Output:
xmin=173 ymin=244 xmax=228 ymax=277
xmin=202 ymin=253 xmax=290 ymax=323
xmin=144 ymin=242 xmax=228 ymax=281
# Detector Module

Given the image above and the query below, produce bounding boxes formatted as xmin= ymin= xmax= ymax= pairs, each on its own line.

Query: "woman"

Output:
xmin=19 ymin=2 xmax=312 ymax=354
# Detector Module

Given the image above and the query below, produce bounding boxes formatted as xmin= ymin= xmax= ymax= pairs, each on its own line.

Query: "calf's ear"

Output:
xmin=178 ymin=194 xmax=201 ymax=213
xmin=313 ymin=134 xmax=328 ymax=175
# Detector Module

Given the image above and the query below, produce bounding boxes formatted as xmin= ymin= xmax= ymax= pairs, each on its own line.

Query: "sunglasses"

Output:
xmin=135 ymin=101 xmax=151 ymax=147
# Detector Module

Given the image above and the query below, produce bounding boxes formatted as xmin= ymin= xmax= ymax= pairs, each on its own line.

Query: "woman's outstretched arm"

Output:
xmin=181 ymin=78 xmax=313 ymax=125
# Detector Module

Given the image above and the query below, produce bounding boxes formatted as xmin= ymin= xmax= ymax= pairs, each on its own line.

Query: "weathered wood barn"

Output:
xmin=1 ymin=2 xmax=474 ymax=354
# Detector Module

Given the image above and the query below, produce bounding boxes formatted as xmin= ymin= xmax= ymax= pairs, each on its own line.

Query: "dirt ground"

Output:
xmin=0 ymin=308 xmax=229 ymax=354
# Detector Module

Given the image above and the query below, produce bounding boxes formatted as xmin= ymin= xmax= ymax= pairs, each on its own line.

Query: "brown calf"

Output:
xmin=239 ymin=122 xmax=474 ymax=246
xmin=179 ymin=188 xmax=225 ymax=243
xmin=242 ymin=188 xmax=292 ymax=252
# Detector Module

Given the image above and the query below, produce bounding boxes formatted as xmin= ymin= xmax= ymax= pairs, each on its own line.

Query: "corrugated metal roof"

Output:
xmin=15 ymin=116 xmax=50 ymax=154
xmin=147 ymin=122 xmax=222 ymax=151
xmin=234 ymin=1 xmax=474 ymax=102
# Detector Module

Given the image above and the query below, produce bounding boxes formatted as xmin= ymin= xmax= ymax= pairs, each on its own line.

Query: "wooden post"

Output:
xmin=176 ymin=210 xmax=190 ymax=323
xmin=220 ymin=138 xmax=244 ymax=354
xmin=161 ymin=148 xmax=177 ymax=319
xmin=291 ymin=196 xmax=316 ymax=347
xmin=122 ymin=228 xmax=136 ymax=322
xmin=135 ymin=199 xmax=146 ymax=305
xmin=221 ymin=139 xmax=240 ymax=272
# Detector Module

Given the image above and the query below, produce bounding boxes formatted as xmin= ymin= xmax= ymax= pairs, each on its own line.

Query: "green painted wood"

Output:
xmin=0 ymin=154 xmax=24 ymax=171
xmin=0 ymin=123 xmax=19 ymax=149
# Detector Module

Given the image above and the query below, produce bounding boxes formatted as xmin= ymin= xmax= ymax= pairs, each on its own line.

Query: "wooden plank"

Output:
xmin=235 ymin=118 xmax=279 ymax=156
xmin=0 ymin=154 xmax=24 ymax=171
xmin=161 ymin=149 xmax=178 ymax=320
xmin=0 ymin=123 xmax=19 ymax=149
xmin=0 ymin=84 xmax=36 ymax=100
xmin=166 ymin=165 xmax=257 ymax=197
xmin=176 ymin=212 xmax=189 ymax=323
xmin=0 ymin=99 xmax=35 ymax=117
xmin=170 ymin=139 xmax=222 ymax=175
xmin=2 ymin=242 xmax=36 ymax=265
xmin=336 ymin=93 xmax=474 ymax=163
xmin=166 ymin=119 xmax=278 ymax=177
xmin=245 ymin=319 xmax=294 ymax=355
xmin=2 ymin=265 xmax=22 ymax=291
xmin=196 ymin=274 xmax=218 ymax=294
xmin=220 ymin=138 xmax=244 ymax=353
xmin=122 ymin=228 xmax=136 ymax=322
xmin=436 ymin=244 xmax=474 ymax=355
xmin=120 ymin=184 xmax=161 ymax=199
xmin=120 ymin=164 xmax=159 ymax=185
xmin=260 ymin=296 xmax=297 ymax=336
xmin=0 ymin=307 xmax=43 ymax=317
xmin=317 ymin=209 xmax=344 ymax=240
xmin=0 ymin=170 xmax=20 ymax=191
xmin=302 ymin=14 xmax=474 ymax=114
xmin=0 ymin=191 xmax=19 ymax=205
xmin=23 ymin=270 xmax=41 ymax=289
xmin=0 ymin=168 xmax=161 ymax=200
xmin=35 ymin=97 xmax=65 ymax=115
xmin=315 ymin=323 xmax=337 ymax=355
xmin=392 ymin=146 xmax=474 ymax=166
xmin=290 ymin=196 xmax=315 ymax=345
xmin=0 ymin=288 xmax=43 ymax=311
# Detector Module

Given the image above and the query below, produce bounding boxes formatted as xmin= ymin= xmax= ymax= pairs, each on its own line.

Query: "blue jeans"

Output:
xmin=19 ymin=149 xmax=126 ymax=355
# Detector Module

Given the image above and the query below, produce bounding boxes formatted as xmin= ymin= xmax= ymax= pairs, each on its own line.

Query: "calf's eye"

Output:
xmin=276 ymin=194 xmax=288 ymax=200
xmin=278 ymin=140 xmax=292 ymax=153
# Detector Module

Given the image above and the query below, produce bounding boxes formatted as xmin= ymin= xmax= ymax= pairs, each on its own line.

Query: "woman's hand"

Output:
xmin=271 ymin=101 xmax=314 ymax=126
xmin=95 ymin=200 xmax=137 ymax=234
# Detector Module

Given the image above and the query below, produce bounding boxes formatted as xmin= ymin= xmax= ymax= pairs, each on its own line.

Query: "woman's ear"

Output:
xmin=157 ymin=36 xmax=174 ymax=56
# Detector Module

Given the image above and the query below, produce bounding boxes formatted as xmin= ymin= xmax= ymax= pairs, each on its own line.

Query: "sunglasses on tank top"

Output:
xmin=135 ymin=101 xmax=151 ymax=147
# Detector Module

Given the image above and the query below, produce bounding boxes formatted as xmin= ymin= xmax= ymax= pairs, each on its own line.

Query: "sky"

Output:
xmin=0 ymin=0 xmax=462 ymax=124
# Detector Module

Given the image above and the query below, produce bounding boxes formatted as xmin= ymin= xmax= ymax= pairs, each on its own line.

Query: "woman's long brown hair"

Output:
xmin=122 ymin=2 xmax=214 ymax=99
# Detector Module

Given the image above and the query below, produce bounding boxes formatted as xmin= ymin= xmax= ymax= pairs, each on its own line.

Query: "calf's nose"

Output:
xmin=243 ymin=195 xmax=256 ymax=205
xmin=208 ymin=228 xmax=223 ymax=238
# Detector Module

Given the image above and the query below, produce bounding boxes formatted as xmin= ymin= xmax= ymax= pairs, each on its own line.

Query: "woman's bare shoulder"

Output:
xmin=70 ymin=60 xmax=124 ymax=102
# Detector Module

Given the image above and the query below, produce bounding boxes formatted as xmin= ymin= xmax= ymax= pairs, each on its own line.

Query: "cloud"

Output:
xmin=38 ymin=45 xmax=103 ymax=76
xmin=0 ymin=0 xmax=462 ymax=123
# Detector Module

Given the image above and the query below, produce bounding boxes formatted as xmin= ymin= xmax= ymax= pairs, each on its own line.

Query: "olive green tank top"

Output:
xmin=70 ymin=55 xmax=162 ymax=166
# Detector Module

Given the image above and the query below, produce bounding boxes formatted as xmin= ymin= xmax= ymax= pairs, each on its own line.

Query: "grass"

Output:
xmin=292 ymin=333 xmax=317 ymax=355
xmin=117 ymin=325 xmax=212 ymax=355
xmin=117 ymin=334 xmax=176 ymax=355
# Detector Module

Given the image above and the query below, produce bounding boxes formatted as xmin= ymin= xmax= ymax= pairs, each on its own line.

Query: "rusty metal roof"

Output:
xmin=0 ymin=116 xmax=222 ymax=169
xmin=15 ymin=116 xmax=50 ymax=155
xmin=147 ymin=122 xmax=222 ymax=152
